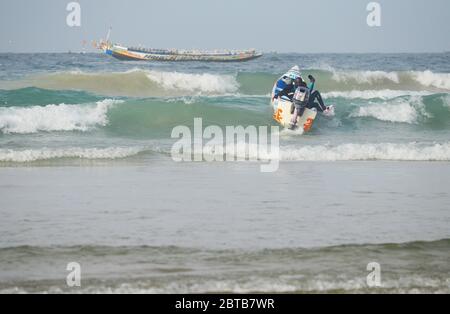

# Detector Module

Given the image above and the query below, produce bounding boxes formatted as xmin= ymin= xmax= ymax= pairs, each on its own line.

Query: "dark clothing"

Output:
xmin=274 ymin=77 xmax=292 ymax=99
xmin=290 ymin=89 xmax=327 ymax=128
xmin=277 ymin=83 xmax=296 ymax=100
xmin=307 ymin=90 xmax=327 ymax=112
xmin=290 ymin=86 xmax=310 ymax=126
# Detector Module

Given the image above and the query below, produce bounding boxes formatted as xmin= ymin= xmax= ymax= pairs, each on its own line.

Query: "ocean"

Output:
xmin=0 ymin=52 xmax=449 ymax=293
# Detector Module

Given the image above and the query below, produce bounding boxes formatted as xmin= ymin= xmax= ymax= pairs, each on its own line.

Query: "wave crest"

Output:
xmin=332 ymin=70 xmax=400 ymax=84
xmin=0 ymin=99 xmax=120 ymax=134
xmin=323 ymin=90 xmax=432 ymax=100
xmin=411 ymin=70 xmax=450 ymax=90
xmin=349 ymin=97 xmax=427 ymax=123
xmin=21 ymin=69 xmax=240 ymax=97
xmin=0 ymin=146 xmax=145 ymax=162
xmin=5 ymin=69 xmax=450 ymax=98
xmin=281 ymin=142 xmax=450 ymax=161
xmin=145 ymin=70 xmax=239 ymax=94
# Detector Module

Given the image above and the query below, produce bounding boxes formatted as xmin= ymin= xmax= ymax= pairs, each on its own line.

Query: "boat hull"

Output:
xmin=271 ymin=80 xmax=317 ymax=132
xmin=104 ymin=45 xmax=262 ymax=62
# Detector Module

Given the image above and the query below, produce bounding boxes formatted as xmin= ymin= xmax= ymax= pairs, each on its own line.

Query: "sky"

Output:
xmin=1 ymin=0 xmax=450 ymax=53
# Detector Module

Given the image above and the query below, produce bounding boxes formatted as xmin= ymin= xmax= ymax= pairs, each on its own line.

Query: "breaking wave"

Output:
xmin=3 ymin=142 xmax=449 ymax=163
xmin=144 ymin=70 xmax=239 ymax=94
xmin=280 ymin=142 xmax=450 ymax=161
xmin=0 ymin=92 xmax=449 ymax=138
xmin=4 ymin=276 xmax=449 ymax=294
xmin=18 ymin=69 xmax=240 ymax=97
xmin=0 ymin=146 xmax=146 ymax=162
xmin=322 ymin=90 xmax=432 ymax=100
xmin=323 ymin=68 xmax=450 ymax=92
xmin=331 ymin=70 xmax=400 ymax=84
xmin=0 ymin=99 xmax=121 ymax=134
xmin=411 ymin=70 xmax=450 ymax=90
xmin=3 ymin=69 xmax=450 ymax=98
xmin=349 ymin=96 xmax=429 ymax=123
xmin=200 ymin=142 xmax=450 ymax=162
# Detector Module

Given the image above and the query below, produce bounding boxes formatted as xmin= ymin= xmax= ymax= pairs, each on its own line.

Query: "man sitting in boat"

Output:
xmin=289 ymin=78 xmax=310 ymax=129
xmin=288 ymin=75 xmax=333 ymax=130
xmin=272 ymin=66 xmax=302 ymax=101
xmin=304 ymin=74 xmax=333 ymax=115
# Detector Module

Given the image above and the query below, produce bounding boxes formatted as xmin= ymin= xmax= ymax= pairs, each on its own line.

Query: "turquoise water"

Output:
xmin=0 ymin=53 xmax=449 ymax=163
xmin=0 ymin=53 xmax=449 ymax=293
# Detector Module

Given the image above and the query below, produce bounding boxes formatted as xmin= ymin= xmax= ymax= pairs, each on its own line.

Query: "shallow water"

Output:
xmin=0 ymin=162 xmax=449 ymax=293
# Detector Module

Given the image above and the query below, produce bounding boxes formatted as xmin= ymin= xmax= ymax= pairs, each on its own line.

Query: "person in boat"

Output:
xmin=305 ymin=74 xmax=330 ymax=113
xmin=289 ymin=76 xmax=333 ymax=129
xmin=289 ymin=78 xmax=310 ymax=129
xmin=272 ymin=75 xmax=294 ymax=101
xmin=272 ymin=66 xmax=302 ymax=101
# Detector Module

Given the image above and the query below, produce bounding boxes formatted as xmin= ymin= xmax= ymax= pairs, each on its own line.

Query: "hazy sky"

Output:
xmin=1 ymin=0 xmax=449 ymax=53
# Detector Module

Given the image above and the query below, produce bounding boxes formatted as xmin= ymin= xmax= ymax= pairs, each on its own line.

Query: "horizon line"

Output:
xmin=0 ymin=50 xmax=449 ymax=54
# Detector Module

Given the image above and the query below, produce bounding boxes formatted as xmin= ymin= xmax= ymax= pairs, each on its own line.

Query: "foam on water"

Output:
xmin=5 ymin=68 xmax=450 ymax=99
xmin=3 ymin=142 xmax=448 ymax=163
xmin=332 ymin=70 xmax=400 ymax=84
xmin=1 ymin=53 xmax=450 ymax=294
xmin=411 ymin=70 xmax=450 ymax=90
xmin=328 ymin=69 xmax=450 ymax=91
xmin=4 ymin=277 xmax=447 ymax=294
xmin=1 ymin=240 xmax=449 ymax=294
xmin=0 ymin=146 xmax=145 ymax=162
xmin=280 ymin=142 xmax=450 ymax=161
xmin=17 ymin=69 xmax=241 ymax=97
xmin=349 ymin=97 xmax=425 ymax=123
xmin=144 ymin=70 xmax=239 ymax=94
xmin=176 ymin=141 xmax=450 ymax=162
xmin=0 ymin=99 xmax=121 ymax=134
xmin=323 ymin=90 xmax=432 ymax=100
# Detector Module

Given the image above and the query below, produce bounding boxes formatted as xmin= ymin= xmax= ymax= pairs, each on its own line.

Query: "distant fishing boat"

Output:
xmin=95 ymin=28 xmax=262 ymax=62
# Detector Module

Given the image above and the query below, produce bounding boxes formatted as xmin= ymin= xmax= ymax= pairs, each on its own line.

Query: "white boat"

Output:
xmin=270 ymin=67 xmax=317 ymax=132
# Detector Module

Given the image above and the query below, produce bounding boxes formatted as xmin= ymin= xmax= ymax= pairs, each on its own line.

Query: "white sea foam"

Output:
xmin=18 ymin=69 xmax=241 ymax=97
xmin=327 ymin=68 xmax=450 ymax=91
xmin=350 ymin=101 xmax=419 ymax=123
xmin=0 ymin=146 xmax=145 ymax=162
xmin=411 ymin=70 xmax=450 ymax=90
xmin=145 ymin=70 xmax=239 ymax=94
xmin=349 ymin=96 xmax=432 ymax=123
xmin=4 ymin=275 xmax=448 ymax=294
xmin=200 ymin=141 xmax=450 ymax=162
xmin=0 ymin=99 xmax=121 ymax=134
xmin=280 ymin=142 xmax=450 ymax=161
xmin=331 ymin=70 xmax=400 ymax=84
xmin=323 ymin=90 xmax=432 ymax=100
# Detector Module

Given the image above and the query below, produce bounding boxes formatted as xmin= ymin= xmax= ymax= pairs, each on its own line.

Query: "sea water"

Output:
xmin=0 ymin=53 xmax=449 ymax=293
